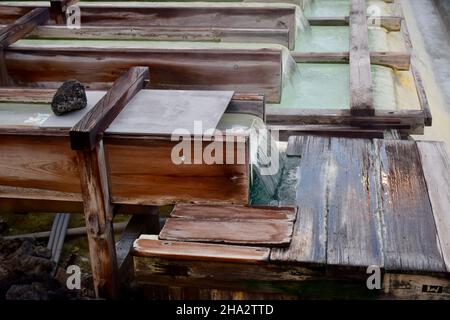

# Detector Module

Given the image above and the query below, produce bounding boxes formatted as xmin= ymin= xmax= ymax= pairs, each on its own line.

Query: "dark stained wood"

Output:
xmin=104 ymin=136 xmax=250 ymax=206
xmin=0 ymin=8 xmax=49 ymax=49
xmin=70 ymin=66 xmax=148 ymax=150
xmin=417 ymin=141 xmax=450 ymax=272
xmin=0 ymin=49 xmax=12 ymax=86
xmin=349 ymin=0 xmax=374 ymax=116
xmin=116 ymin=209 xmax=160 ymax=279
xmin=226 ymin=93 xmax=265 ymax=121
xmin=77 ymin=141 xmax=118 ymax=298
xmin=4 ymin=46 xmax=282 ymax=103
xmin=375 ymin=139 xmax=446 ymax=272
xmin=133 ymin=237 xmax=270 ymax=263
xmin=159 ymin=218 xmax=293 ymax=246
xmin=326 ymin=137 xmax=383 ymax=268
xmin=271 ymin=136 xmax=329 ymax=263
xmin=293 ymin=52 xmax=411 ymax=71
xmin=0 ymin=6 xmax=35 ymax=25
xmin=171 ymin=204 xmax=297 ymax=222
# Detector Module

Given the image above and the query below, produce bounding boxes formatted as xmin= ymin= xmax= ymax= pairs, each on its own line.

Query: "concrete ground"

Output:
xmin=402 ymin=0 xmax=450 ymax=150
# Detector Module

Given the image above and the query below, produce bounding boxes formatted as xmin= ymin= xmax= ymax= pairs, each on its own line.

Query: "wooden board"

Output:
xmin=104 ymin=136 xmax=250 ymax=205
xmin=171 ymin=204 xmax=297 ymax=222
xmin=4 ymin=46 xmax=282 ymax=103
xmin=326 ymin=137 xmax=382 ymax=268
xmin=416 ymin=141 xmax=450 ymax=272
xmin=133 ymin=237 xmax=270 ymax=264
xmin=159 ymin=218 xmax=293 ymax=246
xmin=349 ymin=0 xmax=374 ymax=116
xmin=376 ymin=139 xmax=446 ymax=272
xmin=271 ymin=136 xmax=329 ymax=263
xmin=106 ymin=89 xmax=233 ymax=136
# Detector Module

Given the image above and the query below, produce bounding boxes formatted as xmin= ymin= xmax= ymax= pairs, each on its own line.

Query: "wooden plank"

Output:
xmin=0 ymin=6 xmax=35 ymax=24
xmin=70 ymin=66 xmax=149 ymax=150
xmin=0 ymin=135 xmax=81 ymax=195
xmin=375 ymin=139 xmax=446 ymax=272
xmin=0 ymin=49 xmax=12 ymax=86
xmin=171 ymin=204 xmax=297 ymax=222
xmin=132 ymin=238 xmax=270 ymax=264
xmin=104 ymin=136 xmax=250 ymax=206
xmin=77 ymin=141 xmax=118 ymax=298
xmin=271 ymin=136 xmax=329 ymax=263
xmin=159 ymin=218 xmax=293 ymax=246
xmin=308 ymin=16 xmax=402 ymax=31
xmin=416 ymin=141 xmax=450 ymax=272
xmin=326 ymin=137 xmax=383 ymax=268
xmin=226 ymin=93 xmax=265 ymax=121
xmin=0 ymin=8 xmax=49 ymax=49
xmin=293 ymin=51 xmax=411 ymax=71
xmin=5 ymin=46 xmax=282 ymax=104
xmin=349 ymin=0 xmax=374 ymax=116
xmin=18 ymin=25 xmax=290 ymax=49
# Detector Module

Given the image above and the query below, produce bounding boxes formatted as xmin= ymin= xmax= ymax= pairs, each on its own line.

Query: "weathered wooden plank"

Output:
xmin=104 ymin=136 xmax=250 ymax=206
xmin=77 ymin=141 xmax=118 ymax=298
xmin=0 ymin=8 xmax=49 ymax=49
xmin=171 ymin=204 xmax=297 ymax=222
xmin=0 ymin=49 xmax=12 ymax=86
xmin=383 ymin=273 xmax=450 ymax=300
xmin=0 ymin=6 xmax=35 ymax=25
xmin=326 ymin=137 xmax=383 ymax=268
xmin=159 ymin=218 xmax=293 ymax=246
xmin=271 ymin=136 xmax=329 ymax=263
xmin=70 ymin=66 xmax=149 ymax=150
xmin=308 ymin=16 xmax=402 ymax=31
xmin=416 ymin=141 xmax=450 ymax=272
xmin=5 ymin=46 xmax=282 ymax=104
xmin=17 ymin=25 xmax=290 ymax=49
xmin=267 ymin=108 xmax=425 ymax=133
xmin=349 ymin=0 xmax=374 ymax=116
xmin=293 ymin=52 xmax=411 ymax=71
xmin=133 ymin=238 xmax=270 ymax=264
xmin=376 ymin=139 xmax=446 ymax=272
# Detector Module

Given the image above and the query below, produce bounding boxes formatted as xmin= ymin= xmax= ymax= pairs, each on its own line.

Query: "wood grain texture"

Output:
xmin=271 ymin=136 xmax=329 ymax=263
xmin=0 ymin=135 xmax=81 ymax=194
xmin=5 ymin=46 xmax=282 ymax=103
xmin=70 ymin=66 xmax=149 ymax=150
xmin=376 ymin=139 xmax=446 ymax=272
xmin=308 ymin=16 xmax=402 ymax=31
xmin=0 ymin=8 xmax=49 ymax=49
xmin=19 ymin=25 xmax=290 ymax=49
xmin=77 ymin=141 xmax=118 ymax=298
xmin=417 ymin=141 xmax=450 ymax=272
xmin=0 ymin=6 xmax=35 ymax=25
xmin=133 ymin=238 xmax=270 ymax=264
xmin=159 ymin=218 xmax=293 ymax=246
xmin=349 ymin=0 xmax=374 ymax=116
xmin=326 ymin=137 xmax=383 ymax=268
xmin=171 ymin=204 xmax=297 ymax=222
xmin=104 ymin=136 xmax=250 ymax=205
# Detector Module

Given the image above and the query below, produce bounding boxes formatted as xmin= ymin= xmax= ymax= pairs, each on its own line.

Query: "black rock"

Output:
xmin=51 ymin=80 xmax=87 ymax=116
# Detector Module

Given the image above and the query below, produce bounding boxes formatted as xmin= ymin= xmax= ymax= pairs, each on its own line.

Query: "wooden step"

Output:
xmin=132 ymin=237 xmax=270 ymax=264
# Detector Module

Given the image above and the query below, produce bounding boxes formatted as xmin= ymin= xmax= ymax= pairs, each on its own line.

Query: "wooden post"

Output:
xmin=71 ymin=67 xmax=149 ymax=298
xmin=349 ymin=0 xmax=374 ymax=116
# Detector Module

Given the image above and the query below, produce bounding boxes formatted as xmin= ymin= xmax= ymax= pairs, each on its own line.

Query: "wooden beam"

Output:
xmin=77 ymin=141 xmax=118 ymax=299
xmin=0 ymin=7 xmax=49 ymax=49
xmin=292 ymin=51 xmax=411 ymax=71
xmin=309 ymin=16 xmax=402 ymax=31
xmin=70 ymin=66 xmax=149 ymax=150
xmin=349 ymin=0 xmax=374 ymax=116
xmin=0 ymin=49 xmax=12 ymax=86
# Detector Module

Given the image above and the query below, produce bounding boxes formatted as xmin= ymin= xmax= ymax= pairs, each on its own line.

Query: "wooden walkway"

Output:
xmin=133 ymin=136 xmax=450 ymax=299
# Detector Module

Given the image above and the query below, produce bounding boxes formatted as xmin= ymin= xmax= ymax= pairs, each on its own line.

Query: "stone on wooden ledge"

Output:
xmin=51 ymin=80 xmax=87 ymax=116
